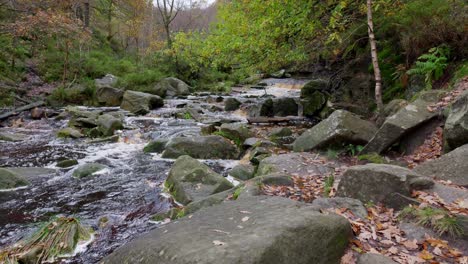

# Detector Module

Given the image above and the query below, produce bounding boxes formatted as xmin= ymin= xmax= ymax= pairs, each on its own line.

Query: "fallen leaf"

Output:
xmin=419 ymin=250 xmax=434 ymax=260
xmin=402 ymin=239 xmax=419 ymax=250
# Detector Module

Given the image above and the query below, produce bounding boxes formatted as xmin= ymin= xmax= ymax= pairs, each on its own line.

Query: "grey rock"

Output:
xmin=219 ymin=123 xmax=253 ymax=142
xmin=249 ymin=147 xmax=271 ymax=165
xmin=444 ymin=90 xmax=468 ymax=151
xmin=143 ymin=139 xmax=168 ymax=153
xmin=337 ymin=164 xmax=434 ymax=209
xmin=257 ymin=153 xmax=333 ymax=177
xmin=95 ymin=74 xmax=118 ymax=88
xmin=96 ymin=87 xmax=124 ymax=106
xmin=358 ymin=253 xmax=397 ymax=264
xmin=103 ymin=196 xmax=351 ymax=264
xmin=243 ymin=137 xmax=275 ymax=148
xmin=0 ymin=168 xmax=30 ymax=190
xmin=293 ymin=110 xmax=377 ymax=152
xmin=383 ymin=99 xmax=408 ymax=118
xmin=165 ymin=156 xmax=234 ymax=205
xmin=97 ymin=114 xmax=123 ymax=137
xmin=120 ymin=90 xmax=163 ymax=115
xmin=414 ymin=144 xmax=468 ymax=186
xmin=362 ymin=92 xmax=443 ymax=154
xmin=72 ymin=163 xmax=107 ymax=178
xmin=229 ymin=164 xmax=255 ymax=180
xmin=152 ymin=77 xmax=190 ymax=98
xmin=312 ymin=197 xmax=368 ymax=219
xmin=162 ymin=136 xmax=239 ymax=160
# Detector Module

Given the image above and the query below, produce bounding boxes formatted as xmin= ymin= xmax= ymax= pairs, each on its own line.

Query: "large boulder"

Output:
xmin=414 ymin=144 xmax=468 ymax=187
xmin=219 ymin=123 xmax=253 ymax=142
xmin=361 ymin=92 xmax=443 ymax=154
xmin=95 ymin=74 xmax=118 ymax=88
xmin=120 ymin=90 xmax=164 ymax=115
xmin=444 ymin=90 xmax=468 ymax=151
xmin=228 ymin=164 xmax=255 ymax=181
xmin=337 ymin=164 xmax=434 ymax=209
xmin=165 ymin=155 xmax=234 ymax=205
xmin=224 ymin=98 xmax=242 ymax=111
xmin=301 ymin=92 xmax=327 ymax=117
xmin=97 ymin=114 xmax=123 ymax=137
xmin=257 ymin=153 xmax=333 ymax=177
xmin=293 ymin=110 xmax=377 ymax=152
xmin=301 ymin=79 xmax=328 ymax=98
xmin=103 ymin=196 xmax=352 ymax=264
xmin=272 ymin=97 xmax=298 ymax=116
xmin=96 ymin=87 xmax=124 ymax=106
xmin=152 ymin=77 xmax=190 ymax=98
xmin=0 ymin=168 xmax=30 ymax=190
xmin=162 ymin=136 xmax=239 ymax=159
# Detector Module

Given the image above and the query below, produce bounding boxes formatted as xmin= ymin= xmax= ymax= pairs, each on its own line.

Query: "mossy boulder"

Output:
xmin=162 ymin=136 xmax=239 ymax=160
xmin=414 ymin=144 xmax=468 ymax=187
xmin=151 ymin=77 xmax=190 ymax=98
xmin=120 ymin=90 xmax=164 ymax=115
xmin=96 ymin=86 xmax=124 ymax=106
xmin=337 ymin=164 xmax=434 ymax=209
xmin=165 ymin=155 xmax=234 ymax=205
xmin=293 ymin=110 xmax=377 ymax=152
xmin=143 ymin=139 xmax=168 ymax=153
xmin=97 ymin=114 xmax=123 ymax=137
xmin=301 ymin=79 xmax=328 ymax=98
xmin=444 ymin=90 xmax=468 ymax=151
xmin=229 ymin=164 xmax=255 ymax=180
xmin=72 ymin=163 xmax=107 ymax=178
xmin=57 ymin=127 xmax=84 ymax=139
xmin=219 ymin=123 xmax=253 ymax=142
xmin=272 ymin=97 xmax=299 ymax=116
xmin=0 ymin=168 xmax=30 ymax=190
xmin=224 ymin=98 xmax=242 ymax=111
xmin=103 ymin=196 xmax=352 ymax=264
xmin=56 ymin=159 xmax=78 ymax=168
xmin=362 ymin=92 xmax=443 ymax=154
xmin=301 ymin=91 xmax=328 ymax=117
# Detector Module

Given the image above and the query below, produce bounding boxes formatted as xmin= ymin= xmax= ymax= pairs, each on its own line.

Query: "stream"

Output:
xmin=0 ymin=79 xmax=309 ymax=263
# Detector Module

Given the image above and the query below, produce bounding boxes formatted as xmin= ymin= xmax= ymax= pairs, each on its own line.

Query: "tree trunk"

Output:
xmin=164 ymin=23 xmax=172 ymax=49
xmin=367 ymin=0 xmax=383 ymax=114
xmin=107 ymin=0 xmax=113 ymax=41
xmin=84 ymin=1 xmax=90 ymax=28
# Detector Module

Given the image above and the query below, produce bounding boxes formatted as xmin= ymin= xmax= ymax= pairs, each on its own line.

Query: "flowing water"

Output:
xmin=0 ymin=79 xmax=308 ymax=263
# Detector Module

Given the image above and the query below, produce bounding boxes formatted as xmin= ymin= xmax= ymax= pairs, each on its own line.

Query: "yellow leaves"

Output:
xmin=418 ymin=250 xmax=434 ymax=260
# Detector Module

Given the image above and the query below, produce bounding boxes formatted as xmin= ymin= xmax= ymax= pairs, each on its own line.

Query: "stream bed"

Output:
xmin=0 ymin=79 xmax=308 ymax=263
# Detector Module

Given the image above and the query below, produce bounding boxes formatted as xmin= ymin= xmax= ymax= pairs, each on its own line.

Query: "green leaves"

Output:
xmin=407 ymin=45 xmax=450 ymax=88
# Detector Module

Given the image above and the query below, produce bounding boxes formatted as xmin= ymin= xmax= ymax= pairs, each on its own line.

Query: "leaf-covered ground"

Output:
xmin=262 ymin=172 xmax=467 ymax=263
